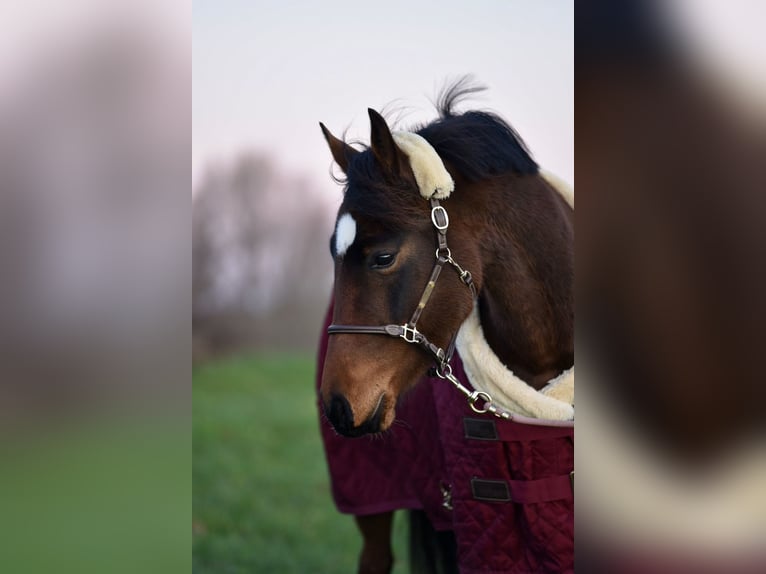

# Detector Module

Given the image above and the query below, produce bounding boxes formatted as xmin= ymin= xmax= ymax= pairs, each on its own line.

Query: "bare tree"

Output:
xmin=193 ymin=153 xmax=333 ymax=359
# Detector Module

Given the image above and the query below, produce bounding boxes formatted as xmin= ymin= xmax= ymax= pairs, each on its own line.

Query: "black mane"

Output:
xmin=341 ymin=80 xmax=538 ymax=226
xmin=416 ymin=79 xmax=538 ymax=180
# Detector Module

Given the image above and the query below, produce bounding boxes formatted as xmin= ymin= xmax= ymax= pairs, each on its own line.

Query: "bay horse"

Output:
xmin=318 ymin=82 xmax=574 ymax=573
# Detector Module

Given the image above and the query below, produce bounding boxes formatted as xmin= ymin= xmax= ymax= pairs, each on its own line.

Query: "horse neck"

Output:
xmin=473 ymin=173 xmax=574 ymax=390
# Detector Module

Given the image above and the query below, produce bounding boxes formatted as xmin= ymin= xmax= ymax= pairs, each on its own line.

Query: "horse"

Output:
xmin=317 ymin=81 xmax=574 ymax=573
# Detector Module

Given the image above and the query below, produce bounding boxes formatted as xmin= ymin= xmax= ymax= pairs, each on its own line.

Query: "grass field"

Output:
xmin=0 ymin=418 xmax=189 ymax=574
xmin=193 ymin=353 xmax=408 ymax=573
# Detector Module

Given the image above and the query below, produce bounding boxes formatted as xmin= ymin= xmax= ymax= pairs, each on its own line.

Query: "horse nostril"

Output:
xmin=325 ymin=393 xmax=354 ymax=435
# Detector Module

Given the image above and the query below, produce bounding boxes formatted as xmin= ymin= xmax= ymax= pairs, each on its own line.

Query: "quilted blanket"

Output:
xmin=317 ymin=306 xmax=574 ymax=574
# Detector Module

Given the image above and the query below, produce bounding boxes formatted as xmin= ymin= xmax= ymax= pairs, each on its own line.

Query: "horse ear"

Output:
xmin=368 ymin=108 xmax=400 ymax=174
xmin=320 ymin=122 xmax=358 ymax=174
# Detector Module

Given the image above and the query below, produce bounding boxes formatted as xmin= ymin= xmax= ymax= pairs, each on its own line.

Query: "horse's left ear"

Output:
xmin=320 ymin=122 xmax=358 ymax=174
xmin=368 ymin=108 xmax=401 ymax=175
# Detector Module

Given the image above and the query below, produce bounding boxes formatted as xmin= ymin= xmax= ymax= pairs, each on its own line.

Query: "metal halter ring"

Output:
xmin=468 ymin=391 xmax=492 ymax=414
xmin=435 ymin=247 xmax=451 ymax=260
xmin=435 ymin=362 xmax=453 ymax=379
xmin=431 ymin=205 xmax=449 ymax=230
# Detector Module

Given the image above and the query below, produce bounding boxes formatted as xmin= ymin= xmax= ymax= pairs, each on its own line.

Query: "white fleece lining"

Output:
xmin=456 ymin=306 xmax=575 ymax=420
xmin=541 ymin=169 xmax=574 ymax=208
xmin=392 ymin=131 xmax=454 ymax=199
xmin=540 ymin=368 xmax=575 ymax=403
xmin=455 ymin=171 xmax=575 ymax=421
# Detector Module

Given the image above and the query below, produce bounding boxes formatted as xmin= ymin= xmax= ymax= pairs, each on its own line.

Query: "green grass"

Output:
xmin=193 ymin=353 xmax=408 ymax=573
xmin=0 ymin=417 xmax=189 ymax=574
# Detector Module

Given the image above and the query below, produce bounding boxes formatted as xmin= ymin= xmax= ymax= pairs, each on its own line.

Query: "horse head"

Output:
xmin=318 ymin=109 xmax=479 ymax=436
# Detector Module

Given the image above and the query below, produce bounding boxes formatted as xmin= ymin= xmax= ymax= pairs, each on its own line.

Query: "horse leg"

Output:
xmin=409 ymin=509 xmax=459 ymax=574
xmin=355 ymin=511 xmax=394 ymax=574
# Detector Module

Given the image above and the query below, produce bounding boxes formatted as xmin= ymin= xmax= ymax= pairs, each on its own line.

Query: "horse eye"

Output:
xmin=372 ymin=252 xmax=396 ymax=269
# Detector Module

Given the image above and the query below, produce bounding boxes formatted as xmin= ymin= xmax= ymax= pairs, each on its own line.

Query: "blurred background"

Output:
xmin=0 ymin=1 xmax=189 ymax=573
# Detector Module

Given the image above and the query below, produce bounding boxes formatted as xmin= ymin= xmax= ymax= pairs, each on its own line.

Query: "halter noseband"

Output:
xmin=327 ymin=198 xmax=477 ymax=374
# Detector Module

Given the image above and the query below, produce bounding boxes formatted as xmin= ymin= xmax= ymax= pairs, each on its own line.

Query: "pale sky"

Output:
xmin=193 ymin=0 xmax=574 ymax=199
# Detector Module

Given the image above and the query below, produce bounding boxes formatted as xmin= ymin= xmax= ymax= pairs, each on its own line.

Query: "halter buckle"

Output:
xmin=431 ymin=205 xmax=449 ymax=230
xmin=400 ymin=324 xmax=419 ymax=344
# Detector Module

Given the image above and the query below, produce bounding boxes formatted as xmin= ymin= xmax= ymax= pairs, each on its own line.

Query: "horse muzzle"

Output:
xmin=323 ymin=391 xmax=387 ymax=437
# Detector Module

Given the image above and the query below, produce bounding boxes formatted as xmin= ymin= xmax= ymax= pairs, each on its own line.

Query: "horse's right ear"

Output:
xmin=320 ymin=122 xmax=358 ymax=174
xmin=368 ymin=108 xmax=401 ymax=175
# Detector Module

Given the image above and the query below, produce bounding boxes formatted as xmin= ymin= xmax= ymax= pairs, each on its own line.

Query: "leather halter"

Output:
xmin=327 ymin=198 xmax=477 ymax=373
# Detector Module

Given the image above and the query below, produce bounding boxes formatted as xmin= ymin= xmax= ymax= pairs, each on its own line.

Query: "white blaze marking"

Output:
xmin=335 ymin=213 xmax=357 ymax=257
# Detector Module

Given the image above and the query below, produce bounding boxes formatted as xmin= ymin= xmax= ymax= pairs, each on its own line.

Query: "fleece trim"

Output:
xmin=456 ymin=306 xmax=575 ymax=420
xmin=392 ymin=131 xmax=454 ymax=199
xmin=541 ymin=169 xmax=574 ymax=208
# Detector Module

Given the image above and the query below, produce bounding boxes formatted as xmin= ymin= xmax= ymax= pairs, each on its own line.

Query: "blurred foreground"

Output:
xmin=577 ymin=1 xmax=766 ymax=571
